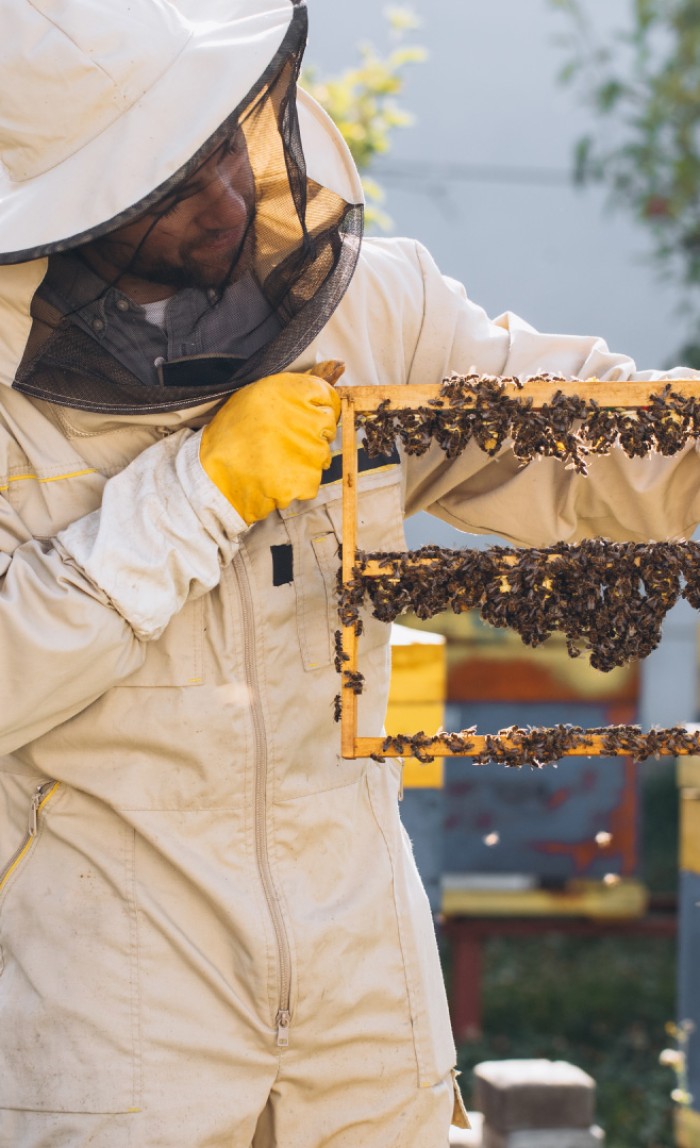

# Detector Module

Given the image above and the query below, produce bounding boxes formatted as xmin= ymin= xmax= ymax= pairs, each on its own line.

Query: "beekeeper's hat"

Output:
xmin=0 ymin=0 xmax=363 ymax=263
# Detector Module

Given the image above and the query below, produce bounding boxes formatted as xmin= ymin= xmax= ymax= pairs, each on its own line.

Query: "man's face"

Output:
xmin=80 ymin=129 xmax=255 ymax=301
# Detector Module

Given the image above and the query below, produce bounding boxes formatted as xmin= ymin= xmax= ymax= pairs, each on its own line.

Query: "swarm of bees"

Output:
xmin=337 ymin=375 xmax=700 ymax=765
xmin=370 ymin=724 xmax=700 ymax=768
xmin=359 ymin=374 xmax=700 ymax=473
xmin=339 ymin=540 xmax=700 ymax=672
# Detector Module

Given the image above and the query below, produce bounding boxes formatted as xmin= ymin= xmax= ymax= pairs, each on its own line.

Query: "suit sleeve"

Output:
xmin=402 ymin=241 xmax=700 ymax=545
xmin=0 ymin=430 xmax=246 ymax=755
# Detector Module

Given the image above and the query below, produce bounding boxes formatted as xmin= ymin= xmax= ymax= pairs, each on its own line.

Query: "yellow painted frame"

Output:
xmin=676 ymin=1107 xmax=700 ymax=1148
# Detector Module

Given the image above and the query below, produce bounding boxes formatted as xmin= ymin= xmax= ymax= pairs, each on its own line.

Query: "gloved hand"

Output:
xmin=200 ymin=362 xmax=344 ymax=525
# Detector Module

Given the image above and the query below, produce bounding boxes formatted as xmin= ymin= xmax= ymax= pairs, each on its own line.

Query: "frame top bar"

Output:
xmin=337 ymin=379 xmax=700 ymax=412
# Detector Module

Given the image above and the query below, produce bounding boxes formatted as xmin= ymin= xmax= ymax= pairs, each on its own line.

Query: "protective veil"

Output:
xmin=0 ymin=0 xmax=363 ymax=412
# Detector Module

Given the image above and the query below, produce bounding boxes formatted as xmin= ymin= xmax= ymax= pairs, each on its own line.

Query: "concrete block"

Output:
xmin=473 ymin=1060 xmax=596 ymax=1132
xmin=482 ymin=1126 xmax=604 ymax=1148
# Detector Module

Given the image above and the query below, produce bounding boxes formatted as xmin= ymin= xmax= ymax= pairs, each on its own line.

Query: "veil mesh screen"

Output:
xmin=14 ymin=9 xmax=363 ymax=414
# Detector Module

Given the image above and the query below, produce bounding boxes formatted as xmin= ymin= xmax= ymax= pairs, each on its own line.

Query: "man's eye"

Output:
xmin=158 ymin=199 xmax=180 ymax=218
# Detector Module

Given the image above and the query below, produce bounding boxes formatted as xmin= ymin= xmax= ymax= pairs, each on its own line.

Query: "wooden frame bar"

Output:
xmin=336 ymin=379 xmax=700 ymax=760
xmin=342 ymin=379 xmax=700 ymax=411
xmin=340 ymin=386 xmax=359 ymax=758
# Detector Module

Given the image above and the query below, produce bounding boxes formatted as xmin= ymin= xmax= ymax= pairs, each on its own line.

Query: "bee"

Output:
xmin=333 ymin=629 xmax=350 ymax=674
xmin=342 ymin=670 xmax=365 ymax=696
xmin=337 ymin=562 xmax=365 ymax=635
xmin=405 ymin=731 xmax=436 ymax=764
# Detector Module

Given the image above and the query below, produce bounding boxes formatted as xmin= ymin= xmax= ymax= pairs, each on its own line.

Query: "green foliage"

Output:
xmin=445 ymin=766 xmax=682 ymax=1145
xmin=300 ymin=7 xmax=426 ymax=230
xmin=454 ymin=934 xmax=678 ymax=1147
xmin=551 ymin=0 xmax=700 ymax=361
xmin=642 ymin=762 xmax=679 ymax=895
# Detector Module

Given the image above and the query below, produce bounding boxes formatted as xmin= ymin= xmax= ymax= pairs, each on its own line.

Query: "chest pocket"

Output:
xmin=281 ymin=464 xmax=406 ymax=672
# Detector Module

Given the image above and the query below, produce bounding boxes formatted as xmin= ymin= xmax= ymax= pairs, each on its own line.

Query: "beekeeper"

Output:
xmin=2 ymin=1 xmax=700 ymax=1145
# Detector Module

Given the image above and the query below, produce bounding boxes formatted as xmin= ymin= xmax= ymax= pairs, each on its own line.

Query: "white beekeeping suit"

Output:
xmin=1 ymin=2 xmax=699 ymax=1146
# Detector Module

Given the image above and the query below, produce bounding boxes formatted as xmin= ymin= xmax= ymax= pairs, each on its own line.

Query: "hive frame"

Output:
xmin=337 ymin=378 xmax=700 ymax=760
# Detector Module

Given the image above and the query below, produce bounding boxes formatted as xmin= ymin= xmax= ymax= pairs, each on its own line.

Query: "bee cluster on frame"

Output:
xmin=335 ymin=376 xmax=700 ymax=765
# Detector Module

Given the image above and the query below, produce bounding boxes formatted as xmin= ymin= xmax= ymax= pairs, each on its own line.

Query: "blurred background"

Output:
xmin=304 ymin=3 xmax=700 ymax=1145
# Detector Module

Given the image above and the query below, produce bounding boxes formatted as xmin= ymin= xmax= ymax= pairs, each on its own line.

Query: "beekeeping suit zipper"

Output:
xmin=234 ymin=550 xmax=293 ymax=1047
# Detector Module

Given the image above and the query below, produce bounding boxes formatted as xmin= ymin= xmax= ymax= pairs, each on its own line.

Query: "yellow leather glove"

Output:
xmin=200 ymin=363 xmax=344 ymax=525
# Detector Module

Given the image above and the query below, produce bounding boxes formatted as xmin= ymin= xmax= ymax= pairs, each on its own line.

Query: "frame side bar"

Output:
xmin=340 ymin=391 xmax=359 ymax=758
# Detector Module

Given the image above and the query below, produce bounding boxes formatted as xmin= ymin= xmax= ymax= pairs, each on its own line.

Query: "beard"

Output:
xmin=126 ymin=214 xmax=255 ymax=292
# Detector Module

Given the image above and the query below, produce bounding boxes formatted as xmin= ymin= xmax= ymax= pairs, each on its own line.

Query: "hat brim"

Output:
xmin=0 ymin=1 xmax=361 ymax=265
xmin=296 ymin=88 xmax=364 ymax=205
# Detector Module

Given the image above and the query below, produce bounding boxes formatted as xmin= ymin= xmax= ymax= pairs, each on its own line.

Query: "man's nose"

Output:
xmin=197 ymin=177 xmax=248 ymax=230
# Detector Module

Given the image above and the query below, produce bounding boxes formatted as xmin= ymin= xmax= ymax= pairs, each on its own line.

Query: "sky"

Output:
xmin=306 ymin=0 xmax=688 ymax=371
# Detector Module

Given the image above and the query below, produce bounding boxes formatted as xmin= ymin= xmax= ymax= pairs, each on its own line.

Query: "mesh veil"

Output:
xmin=13 ymin=6 xmax=363 ymax=414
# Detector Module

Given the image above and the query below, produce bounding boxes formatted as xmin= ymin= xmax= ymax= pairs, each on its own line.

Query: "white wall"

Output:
xmin=307 ymin=0 xmax=686 ymax=368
